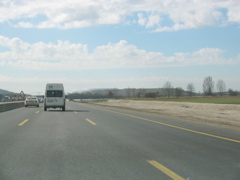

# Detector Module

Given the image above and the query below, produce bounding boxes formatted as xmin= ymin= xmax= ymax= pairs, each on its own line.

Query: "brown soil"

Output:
xmin=85 ymin=99 xmax=240 ymax=128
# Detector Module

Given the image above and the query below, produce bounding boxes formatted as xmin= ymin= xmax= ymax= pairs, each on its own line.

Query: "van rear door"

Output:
xmin=46 ymin=90 xmax=64 ymax=107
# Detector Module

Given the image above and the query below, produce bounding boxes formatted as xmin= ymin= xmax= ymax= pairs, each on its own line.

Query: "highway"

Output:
xmin=0 ymin=101 xmax=240 ymax=180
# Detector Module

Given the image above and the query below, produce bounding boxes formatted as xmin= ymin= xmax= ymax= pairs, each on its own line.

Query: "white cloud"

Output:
xmin=137 ymin=13 xmax=161 ymax=28
xmin=137 ymin=13 xmax=146 ymax=26
xmin=0 ymin=36 xmax=239 ymax=70
xmin=0 ymin=0 xmax=239 ymax=31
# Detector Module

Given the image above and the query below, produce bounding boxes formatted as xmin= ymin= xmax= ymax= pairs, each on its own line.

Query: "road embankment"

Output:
xmin=0 ymin=101 xmax=24 ymax=113
xmin=79 ymin=99 xmax=240 ymax=128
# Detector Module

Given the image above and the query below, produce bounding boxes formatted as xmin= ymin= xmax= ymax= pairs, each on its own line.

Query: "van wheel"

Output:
xmin=62 ymin=107 xmax=65 ymax=111
xmin=44 ymin=107 xmax=47 ymax=111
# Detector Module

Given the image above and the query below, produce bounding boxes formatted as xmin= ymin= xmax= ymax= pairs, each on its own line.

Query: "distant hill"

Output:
xmin=0 ymin=89 xmax=15 ymax=94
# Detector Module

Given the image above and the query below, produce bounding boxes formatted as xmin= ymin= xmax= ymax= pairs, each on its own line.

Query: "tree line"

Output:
xmin=67 ymin=76 xmax=239 ymax=99
xmin=202 ymin=76 xmax=239 ymax=96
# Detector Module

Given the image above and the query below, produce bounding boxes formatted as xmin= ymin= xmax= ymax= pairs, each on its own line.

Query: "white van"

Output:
xmin=44 ymin=83 xmax=65 ymax=111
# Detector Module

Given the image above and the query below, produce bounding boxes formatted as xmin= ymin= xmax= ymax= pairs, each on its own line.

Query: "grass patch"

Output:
xmin=128 ymin=96 xmax=240 ymax=104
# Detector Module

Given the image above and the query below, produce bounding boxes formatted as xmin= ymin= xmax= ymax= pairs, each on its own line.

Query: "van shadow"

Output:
xmin=25 ymin=106 xmax=40 ymax=108
xmin=47 ymin=109 xmax=89 ymax=112
xmin=65 ymin=110 xmax=89 ymax=113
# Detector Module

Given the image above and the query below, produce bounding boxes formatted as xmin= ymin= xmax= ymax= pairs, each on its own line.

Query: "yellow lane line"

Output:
xmin=18 ymin=119 xmax=29 ymax=126
xmin=148 ymin=161 xmax=185 ymax=180
xmin=91 ymin=106 xmax=240 ymax=143
xmin=36 ymin=111 xmax=40 ymax=114
xmin=86 ymin=118 xmax=96 ymax=125
xmin=74 ymin=111 xmax=78 ymax=113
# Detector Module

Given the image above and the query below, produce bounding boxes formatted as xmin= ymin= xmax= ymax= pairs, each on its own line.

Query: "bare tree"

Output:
xmin=108 ymin=91 xmax=114 ymax=97
xmin=137 ymin=88 xmax=146 ymax=98
xmin=175 ymin=87 xmax=184 ymax=98
xmin=228 ymin=88 xmax=239 ymax=96
xmin=163 ymin=81 xmax=173 ymax=97
xmin=203 ymin=76 xmax=214 ymax=96
xmin=126 ymin=87 xmax=131 ymax=98
xmin=131 ymin=88 xmax=136 ymax=98
xmin=112 ymin=88 xmax=119 ymax=98
xmin=216 ymin=79 xmax=226 ymax=96
xmin=187 ymin=83 xmax=195 ymax=97
xmin=145 ymin=92 xmax=157 ymax=98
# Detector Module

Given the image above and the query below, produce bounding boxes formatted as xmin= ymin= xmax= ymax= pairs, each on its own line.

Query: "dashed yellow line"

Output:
xmin=74 ymin=111 xmax=78 ymax=113
xmin=18 ymin=119 xmax=29 ymax=126
xmin=36 ymin=111 xmax=40 ymax=114
xmin=148 ymin=161 xmax=185 ymax=180
xmin=86 ymin=118 xmax=96 ymax=125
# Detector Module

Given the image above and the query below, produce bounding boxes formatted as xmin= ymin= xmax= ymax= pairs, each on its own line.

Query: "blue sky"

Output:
xmin=0 ymin=0 xmax=240 ymax=95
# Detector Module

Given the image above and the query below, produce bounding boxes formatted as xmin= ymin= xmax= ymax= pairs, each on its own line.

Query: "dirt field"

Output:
xmin=84 ymin=99 xmax=240 ymax=128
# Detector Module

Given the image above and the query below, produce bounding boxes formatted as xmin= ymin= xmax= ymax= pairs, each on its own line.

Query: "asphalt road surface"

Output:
xmin=0 ymin=101 xmax=240 ymax=180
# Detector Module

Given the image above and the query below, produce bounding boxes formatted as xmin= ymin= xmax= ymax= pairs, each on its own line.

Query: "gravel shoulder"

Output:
xmin=82 ymin=99 xmax=240 ymax=128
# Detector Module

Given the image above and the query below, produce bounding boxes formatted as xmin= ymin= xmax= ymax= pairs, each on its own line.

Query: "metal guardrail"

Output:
xmin=0 ymin=101 xmax=24 ymax=113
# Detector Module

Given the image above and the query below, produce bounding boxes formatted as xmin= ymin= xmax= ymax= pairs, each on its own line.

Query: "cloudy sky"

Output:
xmin=0 ymin=0 xmax=240 ymax=95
